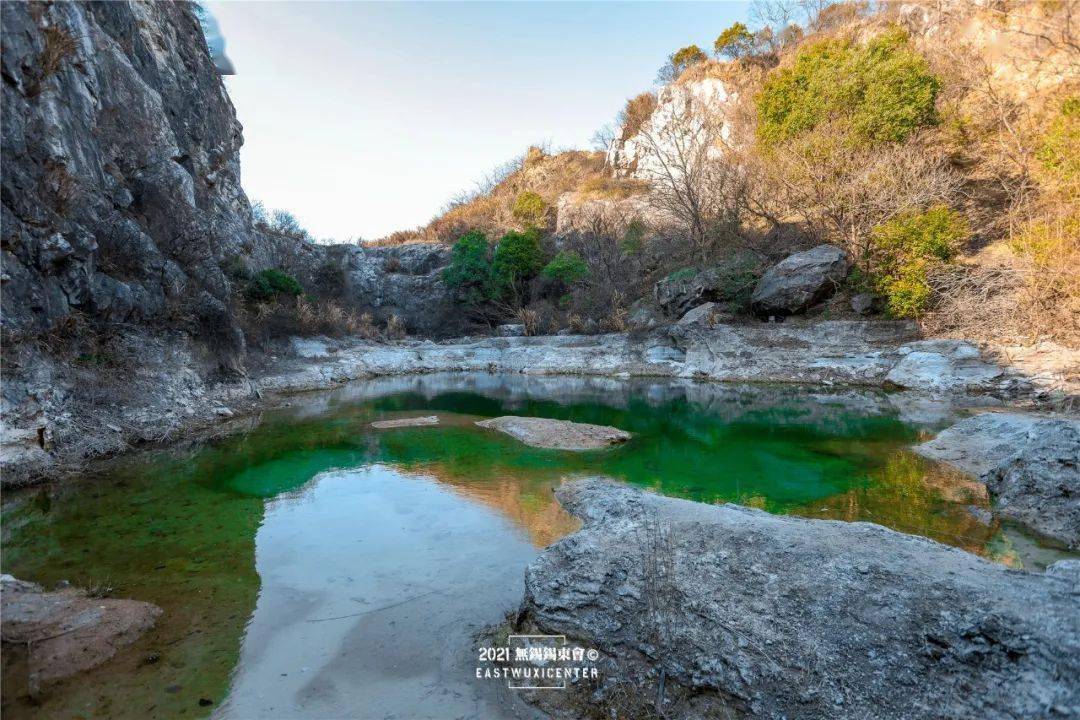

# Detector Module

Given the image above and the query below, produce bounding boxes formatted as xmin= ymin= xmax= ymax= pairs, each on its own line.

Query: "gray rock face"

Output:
xmin=851 ymin=292 xmax=881 ymax=315
xmin=0 ymin=1 xmax=258 ymax=367
xmin=886 ymin=339 xmax=1003 ymax=391
xmin=654 ymin=252 xmax=761 ymax=318
xmin=475 ymin=416 xmax=631 ymax=450
xmin=751 ymin=245 xmax=849 ymax=316
xmin=916 ymin=413 xmax=1080 ymax=548
xmin=675 ymin=301 xmax=718 ymax=325
xmin=332 ymin=243 xmax=461 ymax=336
xmin=498 ymin=323 xmax=527 ymax=337
xmin=517 ymin=478 xmax=1080 ymax=720
xmin=1 ymin=575 xmax=161 ymax=695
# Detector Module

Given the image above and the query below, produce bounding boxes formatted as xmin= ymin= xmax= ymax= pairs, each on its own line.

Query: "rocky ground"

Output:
xmin=514 ymin=478 xmax=1080 ymax=720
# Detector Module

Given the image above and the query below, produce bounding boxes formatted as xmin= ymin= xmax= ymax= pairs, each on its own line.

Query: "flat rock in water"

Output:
xmin=371 ymin=415 xmax=439 ymax=429
xmin=0 ymin=575 xmax=161 ymax=695
xmin=516 ymin=478 xmax=1080 ymax=720
xmin=475 ymin=416 xmax=631 ymax=450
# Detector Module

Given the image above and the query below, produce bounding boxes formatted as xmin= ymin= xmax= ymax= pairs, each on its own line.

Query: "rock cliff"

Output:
xmin=1 ymin=0 xmax=256 ymax=367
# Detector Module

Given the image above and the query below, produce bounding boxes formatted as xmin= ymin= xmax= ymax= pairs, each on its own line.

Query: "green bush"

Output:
xmin=620 ymin=218 xmax=647 ymax=255
xmin=442 ymin=230 xmax=493 ymax=306
xmin=714 ymin=22 xmax=754 ymax=59
xmin=756 ymin=29 xmax=939 ymax=146
xmin=1035 ymin=96 xmax=1079 ymax=197
xmin=869 ymin=205 xmax=968 ymax=318
xmin=491 ymin=229 xmax=543 ymax=302
xmin=511 ymin=191 xmax=548 ymax=227
xmin=542 ymin=251 xmax=589 ymax=285
xmin=245 ymin=268 xmax=304 ymax=302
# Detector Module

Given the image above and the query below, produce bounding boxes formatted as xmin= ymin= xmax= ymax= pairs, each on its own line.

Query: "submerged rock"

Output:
xmin=371 ymin=415 xmax=439 ymax=429
xmin=516 ymin=478 xmax=1080 ymax=720
xmin=1 ymin=575 xmax=161 ymax=695
xmin=916 ymin=413 xmax=1080 ymax=548
xmin=750 ymin=245 xmax=849 ymax=316
xmin=475 ymin=416 xmax=631 ymax=450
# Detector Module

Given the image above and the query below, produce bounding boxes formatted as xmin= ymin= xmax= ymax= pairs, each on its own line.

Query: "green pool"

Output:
xmin=1 ymin=374 xmax=1061 ymax=719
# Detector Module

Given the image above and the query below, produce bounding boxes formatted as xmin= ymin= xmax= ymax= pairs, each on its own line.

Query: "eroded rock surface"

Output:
xmin=916 ymin=413 xmax=1080 ymax=548
xmin=750 ymin=245 xmax=849 ymax=316
xmin=475 ymin=416 xmax=631 ymax=450
xmin=0 ymin=575 xmax=161 ymax=695
xmin=517 ymin=478 xmax=1080 ymax=720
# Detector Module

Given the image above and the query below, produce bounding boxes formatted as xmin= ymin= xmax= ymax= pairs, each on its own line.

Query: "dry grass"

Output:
xmin=618 ymin=92 xmax=658 ymax=142
xmin=384 ymin=314 xmax=406 ymax=339
xmin=575 ymin=176 xmax=651 ymax=200
xmin=515 ymin=307 xmax=541 ymax=336
xmin=29 ymin=25 xmax=77 ymax=96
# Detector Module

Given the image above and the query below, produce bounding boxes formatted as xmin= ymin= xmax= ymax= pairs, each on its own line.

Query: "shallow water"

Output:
xmin=1 ymin=374 xmax=1068 ymax=719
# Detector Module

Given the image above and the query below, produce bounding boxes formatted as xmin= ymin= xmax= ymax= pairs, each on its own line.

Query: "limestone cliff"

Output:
xmin=1 ymin=0 xmax=259 ymax=367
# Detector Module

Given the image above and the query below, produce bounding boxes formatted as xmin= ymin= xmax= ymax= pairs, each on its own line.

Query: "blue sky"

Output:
xmin=206 ymin=1 xmax=751 ymax=241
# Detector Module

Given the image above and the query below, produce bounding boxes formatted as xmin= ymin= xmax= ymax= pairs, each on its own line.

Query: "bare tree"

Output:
xmin=634 ymin=97 xmax=746 ymax=264
xmin=590 ymin=122 xmax=616 ymax=152
xmin=747 ymin=124 xmax=962 ymax=267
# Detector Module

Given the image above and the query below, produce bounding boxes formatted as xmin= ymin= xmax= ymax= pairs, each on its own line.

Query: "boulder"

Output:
xmin=916 ymin=413 xmax=1080 ymax=548
xmin=627 ymin=298 xmax=663 ymax=330
xmin=516 ymin=478 xmax=1080 ymax=720
xmin=475 ymin=417 xmax=631 ymax=450
xmin=290 ymin=337 xmax=331 ymax=359
xmin=676 ymin=302 xmax=718 ymax=326
xmin=498 ymin=324 xmax=527 ymax=337
xmin=654 ymin=252 xmax=761 ymax=318
xmin=851 ymin=292 xmax=881 ymax=315
xmin=1 ymin=575 xmax=161 ymax=695
xmin=750 ymin=245 xmax=849 ymax=316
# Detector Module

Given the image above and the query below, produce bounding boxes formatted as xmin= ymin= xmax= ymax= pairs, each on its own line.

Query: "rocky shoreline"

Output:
xmin=916 ymin=413 xmax=1080 ymax=549
xmin=513 ymin=478 xmax=1080 ymax=720
xmin=2 ymin=320 xmax=1075 ymax=487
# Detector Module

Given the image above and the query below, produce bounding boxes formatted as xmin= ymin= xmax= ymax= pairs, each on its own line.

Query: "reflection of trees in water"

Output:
xmin=790 ymin=450 xmax=998 ymax=556
xmin=393 ymin=463 xmax=580 ymax=548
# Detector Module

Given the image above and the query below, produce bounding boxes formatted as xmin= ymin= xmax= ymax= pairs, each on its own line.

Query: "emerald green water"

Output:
xmin=1 ymin=374 xmax=1060 ymax=719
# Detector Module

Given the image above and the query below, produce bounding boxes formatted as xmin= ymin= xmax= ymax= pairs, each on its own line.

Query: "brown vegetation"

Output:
xmin=371 ymin=147 xmax=608 ymax=246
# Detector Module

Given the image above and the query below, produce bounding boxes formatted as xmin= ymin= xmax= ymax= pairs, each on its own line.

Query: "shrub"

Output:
xmin=1035 ymin=96 xmax=1079 ymax=199
xmin=618 ymin=93 xmax=658 ymax=142
xmin=620 ymin=218 xmax=647 ymax=255
xmin=385 ymin=314 xmax=406 ymax=339
xmin=491 ymin=229 xmax=544 ymax=303
xmin=541 ymin=251 xmax=589 ymax=285
xmin=756 ymin=29 xmax=939 ymax=146
xmin=29 ymin=26 xmax=77 ymax=96
xmin=442 ymin=230 xmax=493 ymax=305
xmin=714 ymin=22 xmax=754 ymax=59
xmin=511 ymin=191 xmax=548 ymax=227
xmin=869 ymin=205 xmax=968 ymax=318
xmin=245 ymin=269 xmax=304 ymax=302
xmin=516 ymin=308 xmax=541 ymax=336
